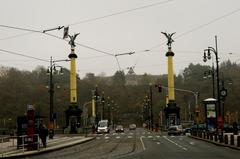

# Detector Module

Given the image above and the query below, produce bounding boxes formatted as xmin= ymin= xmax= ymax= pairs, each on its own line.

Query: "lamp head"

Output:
xmin=203 ymin=52 xmax=207 ymax=62
xmin=207 ymin=49 xmax=211 ymax=60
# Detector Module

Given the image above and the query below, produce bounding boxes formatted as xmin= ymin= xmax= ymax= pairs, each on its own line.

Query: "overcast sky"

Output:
xmin=0 ymin=0 xmax=240 ymax=78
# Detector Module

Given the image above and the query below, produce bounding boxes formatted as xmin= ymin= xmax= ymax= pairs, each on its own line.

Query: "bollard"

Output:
xmin=203 ymin=132 xmax=206 ymax=139
xmin=219 ymin=135 xmax=223 ymax=143
xmin=210 ymin=134 xmax=213 ymax=140
xmin=230 ymin=135 xmax=234 ymax=145
xmin=237 ymin=136 xmax=240 ymax=147
xmin=224 ymin=135 xmax=228 ymax=144
xmin=214 ymin=134 xmax=218 ymax=142
xmin=1 ymin=137 xmax=3 ymax=157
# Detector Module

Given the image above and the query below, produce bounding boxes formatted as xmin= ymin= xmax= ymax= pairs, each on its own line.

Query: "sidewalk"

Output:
xmin=0 ymin=135 xmax=95 ymax=158
xmin=189 ymin=133 xmax=240 ymax=150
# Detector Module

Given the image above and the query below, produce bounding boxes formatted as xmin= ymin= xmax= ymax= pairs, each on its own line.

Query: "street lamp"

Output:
xmin=101 ymin=92 xmax=105 ymax=120
xmin=203 ymin=69 xmax=215 ymax=98
xmin=203 ymin=35 xmax=222 ymax=134
xmin=47 ymin=56 xmax=64 ymax=139
xmin=149 ymin=83 xmax=153 ymax=131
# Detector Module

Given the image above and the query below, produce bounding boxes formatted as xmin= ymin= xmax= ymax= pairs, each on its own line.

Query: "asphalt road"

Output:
xmin=21 ymin=128 xmax=240 ymax=159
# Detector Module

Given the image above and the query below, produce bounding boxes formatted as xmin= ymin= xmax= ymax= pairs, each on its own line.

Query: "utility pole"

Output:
xmin=149 ymin=83 xmax=153 ymax=131
xmin=203 ymin=36 xmax=222 ymax=134
xmin=48 ymin=56 xmax=54 ymax=139
xmin=47 ymin=57 xmax=64 ymax=139
xmin=101 ymin=92 xmax=105 ymax=120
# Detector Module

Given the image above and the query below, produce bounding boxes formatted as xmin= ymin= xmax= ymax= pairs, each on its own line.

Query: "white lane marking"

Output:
xmin=128 ymin=136 xmax=133 ymax=138
xmin=156 ymin=135 xmax=160 ymax=138
xmin=148 ymin=136 xmax=153 ymax=138
xmin=129 ymin=133 xmax=134 ymax=135
xmin=96 ymin=137 xmax=101 ymax=140
xmin=116 ymin=136 xmax=120 ymax=139
xmin=189 ymin=142 xmax=195 ymax=145
xmin=140 ymin=136 xmax=146 ymax=151
xmin=142 ymin=132 xmax=146 ymax=135
xmin=163 ymin=136 xmax=188 ymax=151
xmin=147 ymin=132 xmax=151 ymax=134
xmin=105 ymin=136 xmax=110 ymax=139
xmin=156 ymin=142 xmax=161 ymax=145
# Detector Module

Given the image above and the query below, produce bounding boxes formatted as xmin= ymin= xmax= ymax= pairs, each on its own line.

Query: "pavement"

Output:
xmin=0 ymin=135 xmax=95 ymax=158
xmin=189 ymin=133 xmax=240 ymax=150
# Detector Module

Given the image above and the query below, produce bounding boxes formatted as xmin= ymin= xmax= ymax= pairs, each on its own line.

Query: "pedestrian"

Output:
xmin=39 ymin=124 xmax=48 ymax=148
xmin=233 ymin=122 xmax=238 ymax=135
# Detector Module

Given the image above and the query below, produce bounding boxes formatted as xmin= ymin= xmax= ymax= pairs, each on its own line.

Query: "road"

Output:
xmin=21 ymin=128 xmax=240 ymax=159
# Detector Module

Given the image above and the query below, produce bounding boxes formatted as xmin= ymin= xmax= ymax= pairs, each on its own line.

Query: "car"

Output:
xmin=97 ymin=120 xmax=110 ymax=134
xmin=168 ymin=125 xmax=183 ymax=135
xmin=183 ymin=128 xmax=192 ymax=135
xmin=129 ymin=124 xmax=136 ymax=130
xmin=115 ymin=125 xmax=124 ymax=133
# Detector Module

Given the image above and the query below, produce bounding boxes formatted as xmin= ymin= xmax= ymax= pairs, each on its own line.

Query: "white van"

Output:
xmin=97 ymin=120 xmax=110 ymax=133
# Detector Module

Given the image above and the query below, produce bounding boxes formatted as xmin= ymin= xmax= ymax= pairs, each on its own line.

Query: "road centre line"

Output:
xmin=140 ymin=136 xmax=146 ymax=151
xmin=163 ymin=136 xmax=188 ymax=151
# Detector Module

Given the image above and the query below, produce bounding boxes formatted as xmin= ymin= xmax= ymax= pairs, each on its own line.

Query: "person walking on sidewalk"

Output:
xmin=39 ymin=124 xmax=48 ymax=148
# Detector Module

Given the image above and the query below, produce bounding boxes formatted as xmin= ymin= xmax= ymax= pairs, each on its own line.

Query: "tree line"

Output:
xmin=0 ymin=60 xmax=239 ymax=129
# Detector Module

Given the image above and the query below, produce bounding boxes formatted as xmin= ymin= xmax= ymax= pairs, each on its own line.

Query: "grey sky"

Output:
xmin=0 ymin=0 xmax=240 ymax=78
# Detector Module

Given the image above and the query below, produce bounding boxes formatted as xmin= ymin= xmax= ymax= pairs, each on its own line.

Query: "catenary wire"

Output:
xmin=68 ymin=0 xmax=173 ymax=26
xmin=0 ymin=48 xmax=49 ymax=62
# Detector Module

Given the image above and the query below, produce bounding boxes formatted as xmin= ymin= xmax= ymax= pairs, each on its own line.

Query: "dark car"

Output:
xmin=115 ymin=125 xmax=124 ymax=133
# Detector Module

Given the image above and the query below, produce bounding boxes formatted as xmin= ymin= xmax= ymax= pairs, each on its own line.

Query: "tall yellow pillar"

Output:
xmin=69 ymin=47 xmax=78 ymax=105
xmin=166 ymin=48 xmax=175 ymax=101
xmin=92 ymin=96 xmax=96 ymax=117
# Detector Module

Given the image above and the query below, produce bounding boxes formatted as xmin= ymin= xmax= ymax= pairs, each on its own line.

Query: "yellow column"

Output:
xmin=92 ymin=98 xmax=96 ymax=117
xmin=166 ymin=48 xmax=175 ymax=101
xmin=69 ymin=47 xmax=77 ymax=104
xmin=166 ymin=95 xmax=169 ymax=106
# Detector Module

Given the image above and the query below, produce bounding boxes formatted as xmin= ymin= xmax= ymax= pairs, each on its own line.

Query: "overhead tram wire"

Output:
xmin=0 ymin=48 xmax=49 ymax=62
xmin=0 ymin=25 xmax=121 ymax=73
xmin=68 ymin=0 xmax=174 ymax=26
xmin=126 ymin=7 xmax=240 ymax=70
xmin=0 ymin=0 xmax=174 ymax=41
xmin=115 ymin=56 xmax=121 ymax=71
xmin=148 ymin=8 xmax=240 ymax=50
xmin=0 ymin=25 xmax=115 ymax=57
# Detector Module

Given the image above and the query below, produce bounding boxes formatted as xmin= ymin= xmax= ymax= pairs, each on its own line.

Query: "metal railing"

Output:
xmin=1 ymin=134 xmax=40 ymax=158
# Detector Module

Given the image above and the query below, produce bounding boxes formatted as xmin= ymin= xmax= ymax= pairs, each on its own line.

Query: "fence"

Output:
xmin=1 ymin=134 xmax=40 ymax=158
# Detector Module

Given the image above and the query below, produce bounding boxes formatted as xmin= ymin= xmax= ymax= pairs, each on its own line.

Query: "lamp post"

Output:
xmin=204 ymin=69 xmax=215 ymax=98
xmin=107 ymin=96 xmax=111 ymax=123
xmin=203 ymin=35 xmax=222 ymax=134
xmin=101 ymin=92 xmax=105 ymax=120
xmin=149 ymin=83 xmax=153 ymax=131
xmin=47 ymin=56 xmax=64 ymax=139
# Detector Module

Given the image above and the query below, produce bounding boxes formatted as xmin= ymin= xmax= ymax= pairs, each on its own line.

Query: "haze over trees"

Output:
xmin=0 ymin=60 xmax=239 ymax=129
